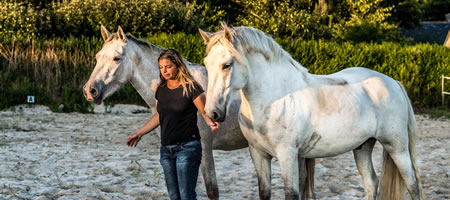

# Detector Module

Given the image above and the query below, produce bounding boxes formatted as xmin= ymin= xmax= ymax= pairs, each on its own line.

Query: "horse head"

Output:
xmin=199 ymin=23 xmax=249 ymax=122
xmin=83 ymin=25 xmax=134 ymax=104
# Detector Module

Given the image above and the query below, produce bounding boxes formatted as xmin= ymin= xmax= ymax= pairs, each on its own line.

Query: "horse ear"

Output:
xmin=198 ymin=28 xmax=211 ymax=44
xmin=222 ymin=23 xmax=234 ymax=42
xmin=117 ymin=26 xmax=127 ymax=43
xmin=100 ymin=25 xmax=111 ymax=42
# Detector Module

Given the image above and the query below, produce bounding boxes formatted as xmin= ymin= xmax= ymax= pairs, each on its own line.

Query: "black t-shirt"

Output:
xmin=155 ymin=81 xmax=204 ymax=145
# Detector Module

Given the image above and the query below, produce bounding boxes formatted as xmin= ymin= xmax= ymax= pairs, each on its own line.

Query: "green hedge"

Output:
xmin=278 ymin=39 xmax=450 ymax=107
xmin=0 ymin=0 xmax=225 ymax=39
xmin=0 ymin=33 xmax=449 ymax=112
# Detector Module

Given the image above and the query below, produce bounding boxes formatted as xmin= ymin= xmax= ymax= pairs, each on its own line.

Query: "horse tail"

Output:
xmin=379 ymin=149 xmax=405 ymax=200
xmin=379 ymin=81 xmax=424 ymax=200
xmin=301 ymin=158 xmax=315 ymax=199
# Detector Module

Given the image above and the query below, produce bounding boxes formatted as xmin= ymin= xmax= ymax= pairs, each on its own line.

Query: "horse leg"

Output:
xmin=200 ymin=136 xmax=219 ymax=200
xmin=298 ymin=156 xmax=306 ymax=196
xmin=353 ymin=138 xmax=378 ymax=200
xmin=249 ymin=146 xmax=272 ymax=200
xmin=278 ymin=149 xmax=300 ymax=200
xmin=298 ymin=156 xmax=315 ymax=200
xmin=382 ymin=148 xmax=422 ymax=200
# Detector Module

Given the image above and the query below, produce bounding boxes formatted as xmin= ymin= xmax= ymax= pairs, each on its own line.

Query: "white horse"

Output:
xmin=82 ymin=26 xmax=250 ymax=199
xmin=199 ymin=24 xmax=424 ymax=200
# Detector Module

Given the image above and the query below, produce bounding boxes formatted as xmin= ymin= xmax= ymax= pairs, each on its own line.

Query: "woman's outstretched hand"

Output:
xmin=208 ymin=121 xmax=220 ymax=133
xmin=127 ymin=133 xmax=142 ymax=147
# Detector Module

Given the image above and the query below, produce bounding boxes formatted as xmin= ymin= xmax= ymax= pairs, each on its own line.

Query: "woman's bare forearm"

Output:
xmin=135 ymin=112 xmax=160 ymax=136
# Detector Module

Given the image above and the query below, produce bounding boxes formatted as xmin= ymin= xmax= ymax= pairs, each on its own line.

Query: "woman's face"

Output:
xmin=159 ymin=58 xmax=179 ymax=80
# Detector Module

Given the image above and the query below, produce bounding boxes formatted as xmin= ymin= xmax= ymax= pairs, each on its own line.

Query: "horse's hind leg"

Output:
xmin=353 ymin=138 xmax=378 ymax=200
xmin=383 ymin=148 xmax=422 ymax=199
xmin=249 ymin=146 xmax=272 ymax=200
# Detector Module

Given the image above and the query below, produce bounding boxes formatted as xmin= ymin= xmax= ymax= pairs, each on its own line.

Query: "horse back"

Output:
xmin=186 ymin=62 xmax=208 ymax=90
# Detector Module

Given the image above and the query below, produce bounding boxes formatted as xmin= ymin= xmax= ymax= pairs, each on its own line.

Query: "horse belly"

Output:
xmin=302 ymin=135 xmax=370 ymax=158
xmin=301 ymin=116 xmax=376 ymax=158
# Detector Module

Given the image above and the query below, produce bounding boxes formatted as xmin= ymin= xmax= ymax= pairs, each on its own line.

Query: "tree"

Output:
xmin=233 ymin=0 xmax=331 ymax=39
xmin=383 ymin=0 xmax=422 ymax=28
xmin=421 ymin=0 xmax=450 ymax=21
xmin=332 ymin=0 xmax=403 ymax=42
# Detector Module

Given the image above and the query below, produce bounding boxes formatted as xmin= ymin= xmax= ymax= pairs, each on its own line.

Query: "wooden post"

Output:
xmin=445 ymin=30 xmax=450 ymax=48
xmin=443 ymin=75 xmax=450 ymax=106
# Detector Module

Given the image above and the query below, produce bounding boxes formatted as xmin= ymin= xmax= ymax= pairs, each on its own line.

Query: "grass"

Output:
xmin=415 ymin=106 xmax=450 ymax=120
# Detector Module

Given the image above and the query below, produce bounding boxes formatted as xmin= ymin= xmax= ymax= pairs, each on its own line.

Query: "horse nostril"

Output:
xmin=213 ymin=112 xmax=219 ymax=121
xmin=90 ymin=88 xmax=98 ymax=97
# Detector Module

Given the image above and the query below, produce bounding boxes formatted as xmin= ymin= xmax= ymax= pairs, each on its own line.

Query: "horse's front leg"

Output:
xmin=200 ymin=133 xmax=219 ymax=200
xmin=278 ymin=148 xmax=300 ymax=200
xmin=249 ymin=146 xmax=272 ymax=200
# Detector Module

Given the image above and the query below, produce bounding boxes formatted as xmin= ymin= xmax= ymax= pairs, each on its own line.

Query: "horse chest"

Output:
xmin=238 ymin=107 xmax=308 ymax=156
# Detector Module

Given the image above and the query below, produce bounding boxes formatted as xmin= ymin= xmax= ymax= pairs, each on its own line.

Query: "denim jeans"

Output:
xmin=160 ymin=140 xmax=202 ymax=200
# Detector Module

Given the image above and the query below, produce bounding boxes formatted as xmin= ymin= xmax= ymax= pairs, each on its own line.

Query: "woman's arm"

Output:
xmin=127 ymin=101 xmax=160 ymax=147
xmin=193 ymin=93 xmax=220 ymax=132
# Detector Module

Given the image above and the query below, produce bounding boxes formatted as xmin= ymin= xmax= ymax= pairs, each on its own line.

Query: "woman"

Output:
xmin=126 ymin=49 xmax=219 ymax=200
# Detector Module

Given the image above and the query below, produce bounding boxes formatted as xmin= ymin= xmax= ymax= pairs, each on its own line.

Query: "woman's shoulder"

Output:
xmin=190 ymin=81 xmax=204 ymax=92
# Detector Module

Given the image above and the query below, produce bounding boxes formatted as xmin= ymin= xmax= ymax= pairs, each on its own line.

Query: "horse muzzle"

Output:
xmin=208 ymin=106 xmax=227 ymax=122
xmin=83 ymin=82 xmax=103 ymax=104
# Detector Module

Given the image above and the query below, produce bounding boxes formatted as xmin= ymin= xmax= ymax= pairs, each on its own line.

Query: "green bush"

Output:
xmin=1 ymin=0 xmax=426 ymax=43
xmin=51 ymin=0 xmax=202 ymax=38
xmin=331 ymin=0 xmax=406 ymax=43
xmin=278 ymin=39 xmax=450 ymax=107
xmin=235 ymin=0 xmax=331 ymax=39
xmin=0 ymin=33 xmax=448 ymax=112
xmin=422 ymin=0 xmax=450 ymax=21
xmin=0 ymin=2 xmax=40 ymax=39
xmin=0 ymin=0 xmax=208 ymax=39
xmin=333 ymin=22 xmax=404 ymax=43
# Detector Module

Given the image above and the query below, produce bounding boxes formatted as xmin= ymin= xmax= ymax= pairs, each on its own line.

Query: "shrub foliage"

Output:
xmin=0 ymin=33 xmax=448 ymax=112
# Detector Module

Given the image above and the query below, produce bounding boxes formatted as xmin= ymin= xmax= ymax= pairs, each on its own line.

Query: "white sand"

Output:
xmin=0 ymin=104 xmax=448 ymax=199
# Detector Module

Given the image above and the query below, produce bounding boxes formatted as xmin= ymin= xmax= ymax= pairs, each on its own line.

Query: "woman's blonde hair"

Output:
xmin=156 ymin=49 xmax=197 ymax=96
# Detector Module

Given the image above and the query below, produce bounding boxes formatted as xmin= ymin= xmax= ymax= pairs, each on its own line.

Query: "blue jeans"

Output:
xmin=160 ymin=140 xmax=202 ymax=200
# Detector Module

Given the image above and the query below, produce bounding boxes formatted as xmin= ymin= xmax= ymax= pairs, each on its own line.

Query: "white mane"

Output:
xmin=207 ymin=25 xmax=308 ymax=73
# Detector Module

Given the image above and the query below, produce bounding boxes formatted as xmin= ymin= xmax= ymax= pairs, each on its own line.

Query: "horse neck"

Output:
xmin=242 ymin=57 xmax=310 ymax=105
xmin=126 ymin=41 xmax=207 ymax=107
xmin=128 ymin=41 xmax=164 ymax=107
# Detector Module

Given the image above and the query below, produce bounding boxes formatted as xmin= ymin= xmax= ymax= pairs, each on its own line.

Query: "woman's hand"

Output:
xmin=127 ymin=132 xmax=142 ymax=147
xmin=127 ymin=106 xmax=160 ymax=147
xmin=208 ymin=121 xmax=220 ymax=133
xmin=193 ymin=93 xmax=221 ymax=133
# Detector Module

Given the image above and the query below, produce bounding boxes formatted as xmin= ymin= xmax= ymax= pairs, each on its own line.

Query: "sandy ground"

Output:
xmin=0 ymin=104 xmax=448 ymax=200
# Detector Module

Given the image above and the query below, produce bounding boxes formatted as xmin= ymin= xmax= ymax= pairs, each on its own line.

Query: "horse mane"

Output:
xmin=206 ymin=24 xmax=308 ymax=73
xmin=126 ymin=34 xmax=164 ymax=53
xmin=104 ymin=32 xmax=164 ymax=53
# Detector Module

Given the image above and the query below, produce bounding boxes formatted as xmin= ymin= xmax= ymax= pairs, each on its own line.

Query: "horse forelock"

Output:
xmin=205 ymin=31 xmax=245 ymax=65
xmin=103 ymin=33 xmax=119 ymax=45
xmin=208 ymin=26 xmax=308 ymax=72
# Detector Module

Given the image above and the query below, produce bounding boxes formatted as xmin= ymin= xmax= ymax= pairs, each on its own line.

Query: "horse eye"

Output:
xmin=222 ymin=63 xmax=231 ymax=70
xmin=113 ymin=57 xmax=121 ymax=62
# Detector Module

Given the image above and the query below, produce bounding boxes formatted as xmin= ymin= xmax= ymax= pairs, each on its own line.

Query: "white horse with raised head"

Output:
xmin=199 ymin=24 xmax=424 ymax=200
xmin=83 ymin=26 xmax=250 ymax=199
